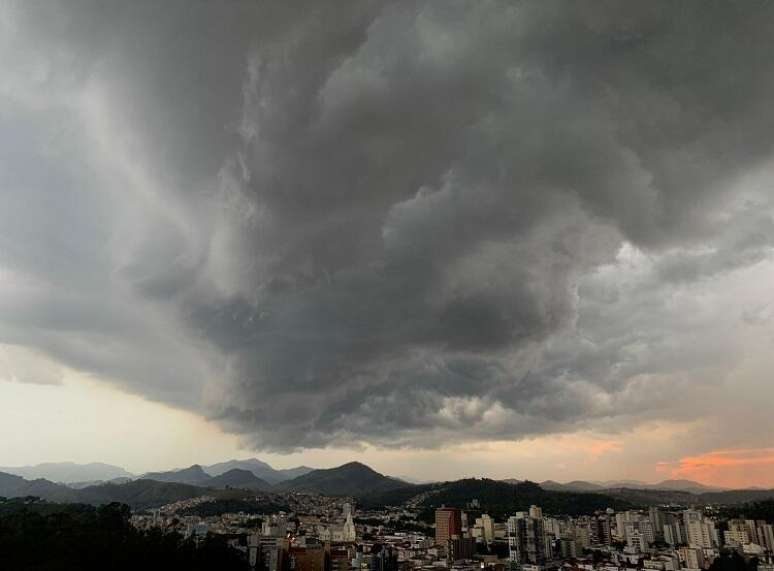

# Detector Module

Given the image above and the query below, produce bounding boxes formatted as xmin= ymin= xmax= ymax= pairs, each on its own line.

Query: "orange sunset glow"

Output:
xmin=659 ymin=448 xmax=774 ymax=489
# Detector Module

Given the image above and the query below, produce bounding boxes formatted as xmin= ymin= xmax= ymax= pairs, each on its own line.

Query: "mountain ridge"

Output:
xmin=0 ymin=462 xmax=134 ymax=484
xmin=537 ymin=478 xmax=725 ymax=493
xmin=203 ymin=458 xmax=314 ymax=485
xmin=207 ymin=468 xmax=271 ymax=490
xmin=3 ymin=466 xmax=774 ymax=510
xmin=274 ymin=461 xmax=408 ymax=497
xmin=141 ymin=464 xmax=212 ymax=486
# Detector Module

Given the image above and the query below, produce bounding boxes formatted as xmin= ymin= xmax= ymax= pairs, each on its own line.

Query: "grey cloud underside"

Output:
xmin=2 ymin=1 xmax=774 ymax=450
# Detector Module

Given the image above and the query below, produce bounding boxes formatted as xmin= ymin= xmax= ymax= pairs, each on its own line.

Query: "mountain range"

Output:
xmin=0 ymin=462 xmax=133 ymax=484
xmin=0 ymin=460 xmax=733 ymax=495
xmin=0 ymin=461 xmax=405 ymax=508
xmin=536 ymin=479 xmax=726 ymax=493
xmin=142 ymin=464 xmax=214 ymax=486
xmin=0 ymin=459 xmax=314 ymax=487
xmin=3 ymin=461 xmax=774 ymax=512
xmin=202 ymin=458 xmax=314 ymax=485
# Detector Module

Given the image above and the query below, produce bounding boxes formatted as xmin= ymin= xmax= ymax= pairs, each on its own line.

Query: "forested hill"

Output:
xmin=0 ymin=498 xmax=246 ymax=570
xmin=360 ymin=478 xmax=633 ymax=518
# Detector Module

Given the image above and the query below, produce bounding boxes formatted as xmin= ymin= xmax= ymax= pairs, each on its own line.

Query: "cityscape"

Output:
xmin=129 ymin=495 xmax=774 ymax=571
xmin=3 ymin=1 xmax=774 ymax=569
xmin=2 ymin=459 xmax=774 ymax=570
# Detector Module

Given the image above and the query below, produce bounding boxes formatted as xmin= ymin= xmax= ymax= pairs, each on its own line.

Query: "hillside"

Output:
xmin=207 ymin=469 xmax=270 ymax=490
xmin=68 ymin=477 xmax=133 ymax=489
xmin=361 ymin=479 xmax=633 ymax=518
xmin=0 ymin=471 xmax=31 ymax=497
xmin=593 ymin=486 xmax=774 ymax=506
xmin=0 ymin=462 xmax=133 ymax=484
xmin=0 ymin=471 xmax=75 ymax=501
xmin=275 ymin=462 xmax=407 ymax=497
xmin=538 ymin=479 xmax=722 ymax=494
xmin=0 ymin=499 xmax=246 ymax=569
xmin=425 ymin=479 xmax=632 ymax=518
xmin=204 ymin=458 xmax=314 ymax=485
xmin=540 ymin=480 xmax=605 ymax=492
xmin=700 ymin=489 xmax=774 ymax=504
xmin=278 ymin=466 xmax=315 ymax=480
xmin=71 ymin=479 xmax=222 ymax=509
xmin=141 ymin=464 xmax=212 ymax=486
xmin=0 ymin=470 xmax=245 ymax=509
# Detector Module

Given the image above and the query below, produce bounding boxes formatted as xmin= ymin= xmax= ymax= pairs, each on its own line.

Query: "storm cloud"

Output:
xmin=2 ymin=1 xmax=774 ymax=451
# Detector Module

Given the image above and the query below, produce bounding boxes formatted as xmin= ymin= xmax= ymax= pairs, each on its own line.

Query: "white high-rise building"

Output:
xmin=686 ymin=519 xmax=716 ymax=549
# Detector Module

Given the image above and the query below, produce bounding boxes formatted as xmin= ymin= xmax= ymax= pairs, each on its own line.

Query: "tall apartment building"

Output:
xmin=508 ymin=511 xmax=548 ymax=565
xmin=649 ymin=508 xmax=666 ymax=541
xmin=590 ymin=516 xmax=612 ymax=545
xmin=686 ymin=519 xmax=716 ymax=549
xmin=435 ymin=507 xmax=462 ymax=546
xmin=474 ymin=513 xmax=495 ymax=543
xmin=758 ymin=523 xmax=774 ymax=552
xmin=679 ymin=547 xmax=705 ymax=570
xmin=664 ymin=520 xmax=686 ymax=546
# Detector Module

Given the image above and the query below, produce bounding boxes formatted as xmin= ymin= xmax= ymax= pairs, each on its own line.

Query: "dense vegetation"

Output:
xmin=359 ymin=483 xmax=437 ymax=508
xmin=708 ymin=550 xmax=759 ymax=571
xmin=720 ymin=500 xmax=774 ymax=523
xmin=0 ymin=498 xmax=247 ymax=570
xmin=177 ymin=497 xmax=289 ymax=517
xmin=360 ymin=479 xmax=633 ymax=519
xmin=425 ymin=479 xmax=632 ymax=518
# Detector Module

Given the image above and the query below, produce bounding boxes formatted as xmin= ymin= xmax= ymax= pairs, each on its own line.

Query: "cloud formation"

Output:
xmin=2 ymin=1 xmax=774 ymax=452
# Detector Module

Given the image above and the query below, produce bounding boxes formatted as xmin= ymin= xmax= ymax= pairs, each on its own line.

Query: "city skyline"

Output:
xmin=2 ymin=1 xmax=774 ymax=492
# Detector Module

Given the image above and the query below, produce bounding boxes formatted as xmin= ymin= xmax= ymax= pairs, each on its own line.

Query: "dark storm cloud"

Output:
xmin=2 ymin=1 xmax=774 ymax=450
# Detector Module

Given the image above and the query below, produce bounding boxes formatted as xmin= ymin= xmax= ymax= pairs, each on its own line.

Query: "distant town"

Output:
xmin=128 ymin=490 xmax=774 ymax=571
xmin=2 ymin=459 xmax=773 ymax=571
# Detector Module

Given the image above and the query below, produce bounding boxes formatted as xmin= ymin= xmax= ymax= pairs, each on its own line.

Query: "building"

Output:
xmin=448 ymin=535 xmax=475 ymax=562
xmin=758 ymin=523 xmax=774 ymax=552
xmin=289 ymin=541 xmax=328 ymax=571
xmin=725 ymin=520 xmax=751 ymax=546
xmin=664 ymin=521 xmax=685 ymax=546
xmin=254 ymin=537 xmax=291 ymax=571
xmin=341 ymin=512 xmax=357 ymax=543
xmin=529 ymin=506 xmax=543 ymax=520
xmin=649 ymin=508 xmax=666 ymax=542
xmin=436 ymin=507 xmax=463 ymax=546
xmin=591 ymin=516 xmax=613 ymax=546
xmin=679 ymin=547 xmax=705 ymax=570
xmin=474 ymin=513 xmax=496 ymax=543
xmin=686 ymin=520 xmax=716 ymax=549
xmin=508 ymin=511 xmax=547 ymax=565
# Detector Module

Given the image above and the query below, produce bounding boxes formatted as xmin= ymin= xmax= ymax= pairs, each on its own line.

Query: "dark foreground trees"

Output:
xmin=0 ymin=497 xmax=247 ymax=570
xmin=709 ymin=550 xmax=759 ymax=571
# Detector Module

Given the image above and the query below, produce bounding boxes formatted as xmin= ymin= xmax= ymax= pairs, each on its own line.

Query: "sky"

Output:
xmin=1 ymin=1 xmax=774 ymax=488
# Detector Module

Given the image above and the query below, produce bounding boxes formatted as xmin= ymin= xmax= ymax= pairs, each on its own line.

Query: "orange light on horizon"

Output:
xmin=658 ymin=448 xmax=774 ymax=489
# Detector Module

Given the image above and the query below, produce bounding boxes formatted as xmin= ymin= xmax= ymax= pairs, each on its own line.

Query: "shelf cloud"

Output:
xmin=2 ymin=1 xmax=774 ymax=452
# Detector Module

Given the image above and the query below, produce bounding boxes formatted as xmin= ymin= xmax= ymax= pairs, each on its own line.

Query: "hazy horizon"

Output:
xmin=2 ymin=1 xmax=774 ymax=491
xmin=0 ymin=452 xmax=758 ymax=489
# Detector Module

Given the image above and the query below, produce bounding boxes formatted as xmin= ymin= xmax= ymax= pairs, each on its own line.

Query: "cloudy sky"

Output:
xmin=1 ymin=1 xmax=774 ymax=487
